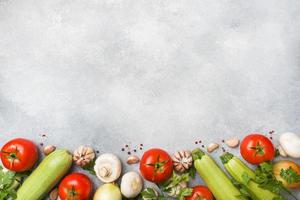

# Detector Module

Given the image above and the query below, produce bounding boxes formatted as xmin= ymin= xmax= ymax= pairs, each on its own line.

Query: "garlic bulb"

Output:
xmin=73 ymin=146 xmax=95 ymax=167
xmin=172 ymin=150 xmax=193 ymax=173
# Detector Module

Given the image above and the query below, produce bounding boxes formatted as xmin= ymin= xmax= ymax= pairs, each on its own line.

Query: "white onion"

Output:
xmin=93 ymin=183 xmax=122 ymax=200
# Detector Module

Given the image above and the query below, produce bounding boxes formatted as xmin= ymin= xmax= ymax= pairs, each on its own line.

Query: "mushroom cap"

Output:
xmin=121 ymin=171 xmax=143 ymax=198
xmin=279 ymin=132 xmax=300 ymax=158
xmin=94 ymin=153 xmax=122 ymax=183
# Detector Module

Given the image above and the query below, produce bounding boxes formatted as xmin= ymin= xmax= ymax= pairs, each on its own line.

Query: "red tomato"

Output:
xmin=240 ymin=133 xmax=275 ymax=164
xmin=0 ymin=138 xmax=38 ymax=172
xmin=59 ymin=173 xmax=92 ymax=200
xmin=185 ymin=185 xmax=214 ymax=200
xmin=140 ymin=148 xmax=173 ymax=183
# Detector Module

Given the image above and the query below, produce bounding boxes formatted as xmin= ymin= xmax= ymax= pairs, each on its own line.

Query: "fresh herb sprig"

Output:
xmin=231 ymin=178 xmax=252 ymax=200
xmin=0 ymin=166 xmax=17 ymax=200
xmin=280 ymin=167 xmax=300 ymax=184
xmin=178 ymin=188 xmax=192 ymax=200
xmin=254 ymin=162 xmax=297 ymax=200
xmin=140 ymin=188 xmax=166 ymax=200
xmin=81 ymin=159 xmax=96 ymax=175
xmin=159 ymin=172 xmax=190 ymax=192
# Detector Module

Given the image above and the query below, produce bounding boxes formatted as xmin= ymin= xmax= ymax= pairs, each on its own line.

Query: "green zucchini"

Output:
xmin=16 ymin=149 xmax=72 ymax=200
xmin=192 ymin=148 xmax=245 ymax=200
xmin=220 ymin=152 xmax=281 ymax=200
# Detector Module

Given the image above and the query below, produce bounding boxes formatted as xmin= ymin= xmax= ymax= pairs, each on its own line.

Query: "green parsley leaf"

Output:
xmin=160 ymin=172 xmax=190 ymax=192
xmin=280 ymin=167 xmax=300 ymax=184
xmin=253 ymin=162 xmax=294 ymax=200
xmin=0 ymin=166 xmax=18 ymax=200
xmin=178 ymin=188 xmax=193 ymax=200
xmin=81 ymin=159 xmax=96 ymax=175
xmin=231 ymin=178 xmax=251 ymax=200
xmin=141 ymin=188 xmax=166 ymax=200
xmin=187 ymin=165 xmax=196 ymax=179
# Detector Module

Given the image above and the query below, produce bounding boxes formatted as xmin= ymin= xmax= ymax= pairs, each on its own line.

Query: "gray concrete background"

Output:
xmin=0 ymin=0 xmax=299 ymax=199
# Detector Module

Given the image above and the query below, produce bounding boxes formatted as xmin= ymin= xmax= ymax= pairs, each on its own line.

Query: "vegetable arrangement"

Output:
xmin=16 ymin=149 xmax=72 ymax=200
xmin=0 ymin=132 xmax=299 ymax=200
xmin=220 ymin=152 xmax=280 ymax=200
xmin=192 ymin=148 xmax=244 ymax=200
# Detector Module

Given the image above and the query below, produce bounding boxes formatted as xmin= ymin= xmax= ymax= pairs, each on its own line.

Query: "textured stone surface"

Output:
xmin=0 ymin=0 xmax=299 ymax=198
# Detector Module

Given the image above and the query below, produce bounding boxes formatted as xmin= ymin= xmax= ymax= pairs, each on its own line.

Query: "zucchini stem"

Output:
xmin=192 ymin=148 xmax=205 ymax=160
xmin=220 ymin=152 xmax=234 ymax=164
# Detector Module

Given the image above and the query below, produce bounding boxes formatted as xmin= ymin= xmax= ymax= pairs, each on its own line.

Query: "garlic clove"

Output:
xmin=127 ymin=155 xmax=140 ymax=165
xmin=43 ymin=145 xmax=56 ymax=156
xmin=207 ymin=143 xmax=219 ymax=153
xmin=225 ymin=138 xmax=240 ymax=148
xmin=49 ymin=188 xmax=58 ymax=200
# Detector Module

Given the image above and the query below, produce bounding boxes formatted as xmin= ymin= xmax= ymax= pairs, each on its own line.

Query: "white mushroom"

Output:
xmin=94 ymin=153 xmax=122 ymax=183
xmin=278 ymin=145 xmax=287 ymax=157
xmin=279 ymin=132 xmax=300 ymax=158
xmin=120 ymin=171 xmax=143 ymax=198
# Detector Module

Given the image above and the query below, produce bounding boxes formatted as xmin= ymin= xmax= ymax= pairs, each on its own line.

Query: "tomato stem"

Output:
xmin=250 ymin=142 xmax=265 ymax=156
xmin=66 ymin=186 xmax=78 ymax=200
xmin=145 ymin=154 xmax=170 ymax=181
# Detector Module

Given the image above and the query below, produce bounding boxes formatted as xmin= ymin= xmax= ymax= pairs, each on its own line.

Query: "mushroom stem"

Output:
xmin=99 ymin=167 xmax=111 ymax=178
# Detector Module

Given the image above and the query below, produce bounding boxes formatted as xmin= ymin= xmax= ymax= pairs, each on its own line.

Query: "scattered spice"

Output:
xmin=222 ymin=147 xmax=226 ymax=152
xmin=121 ymin=143 xmax=144 ymax=155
